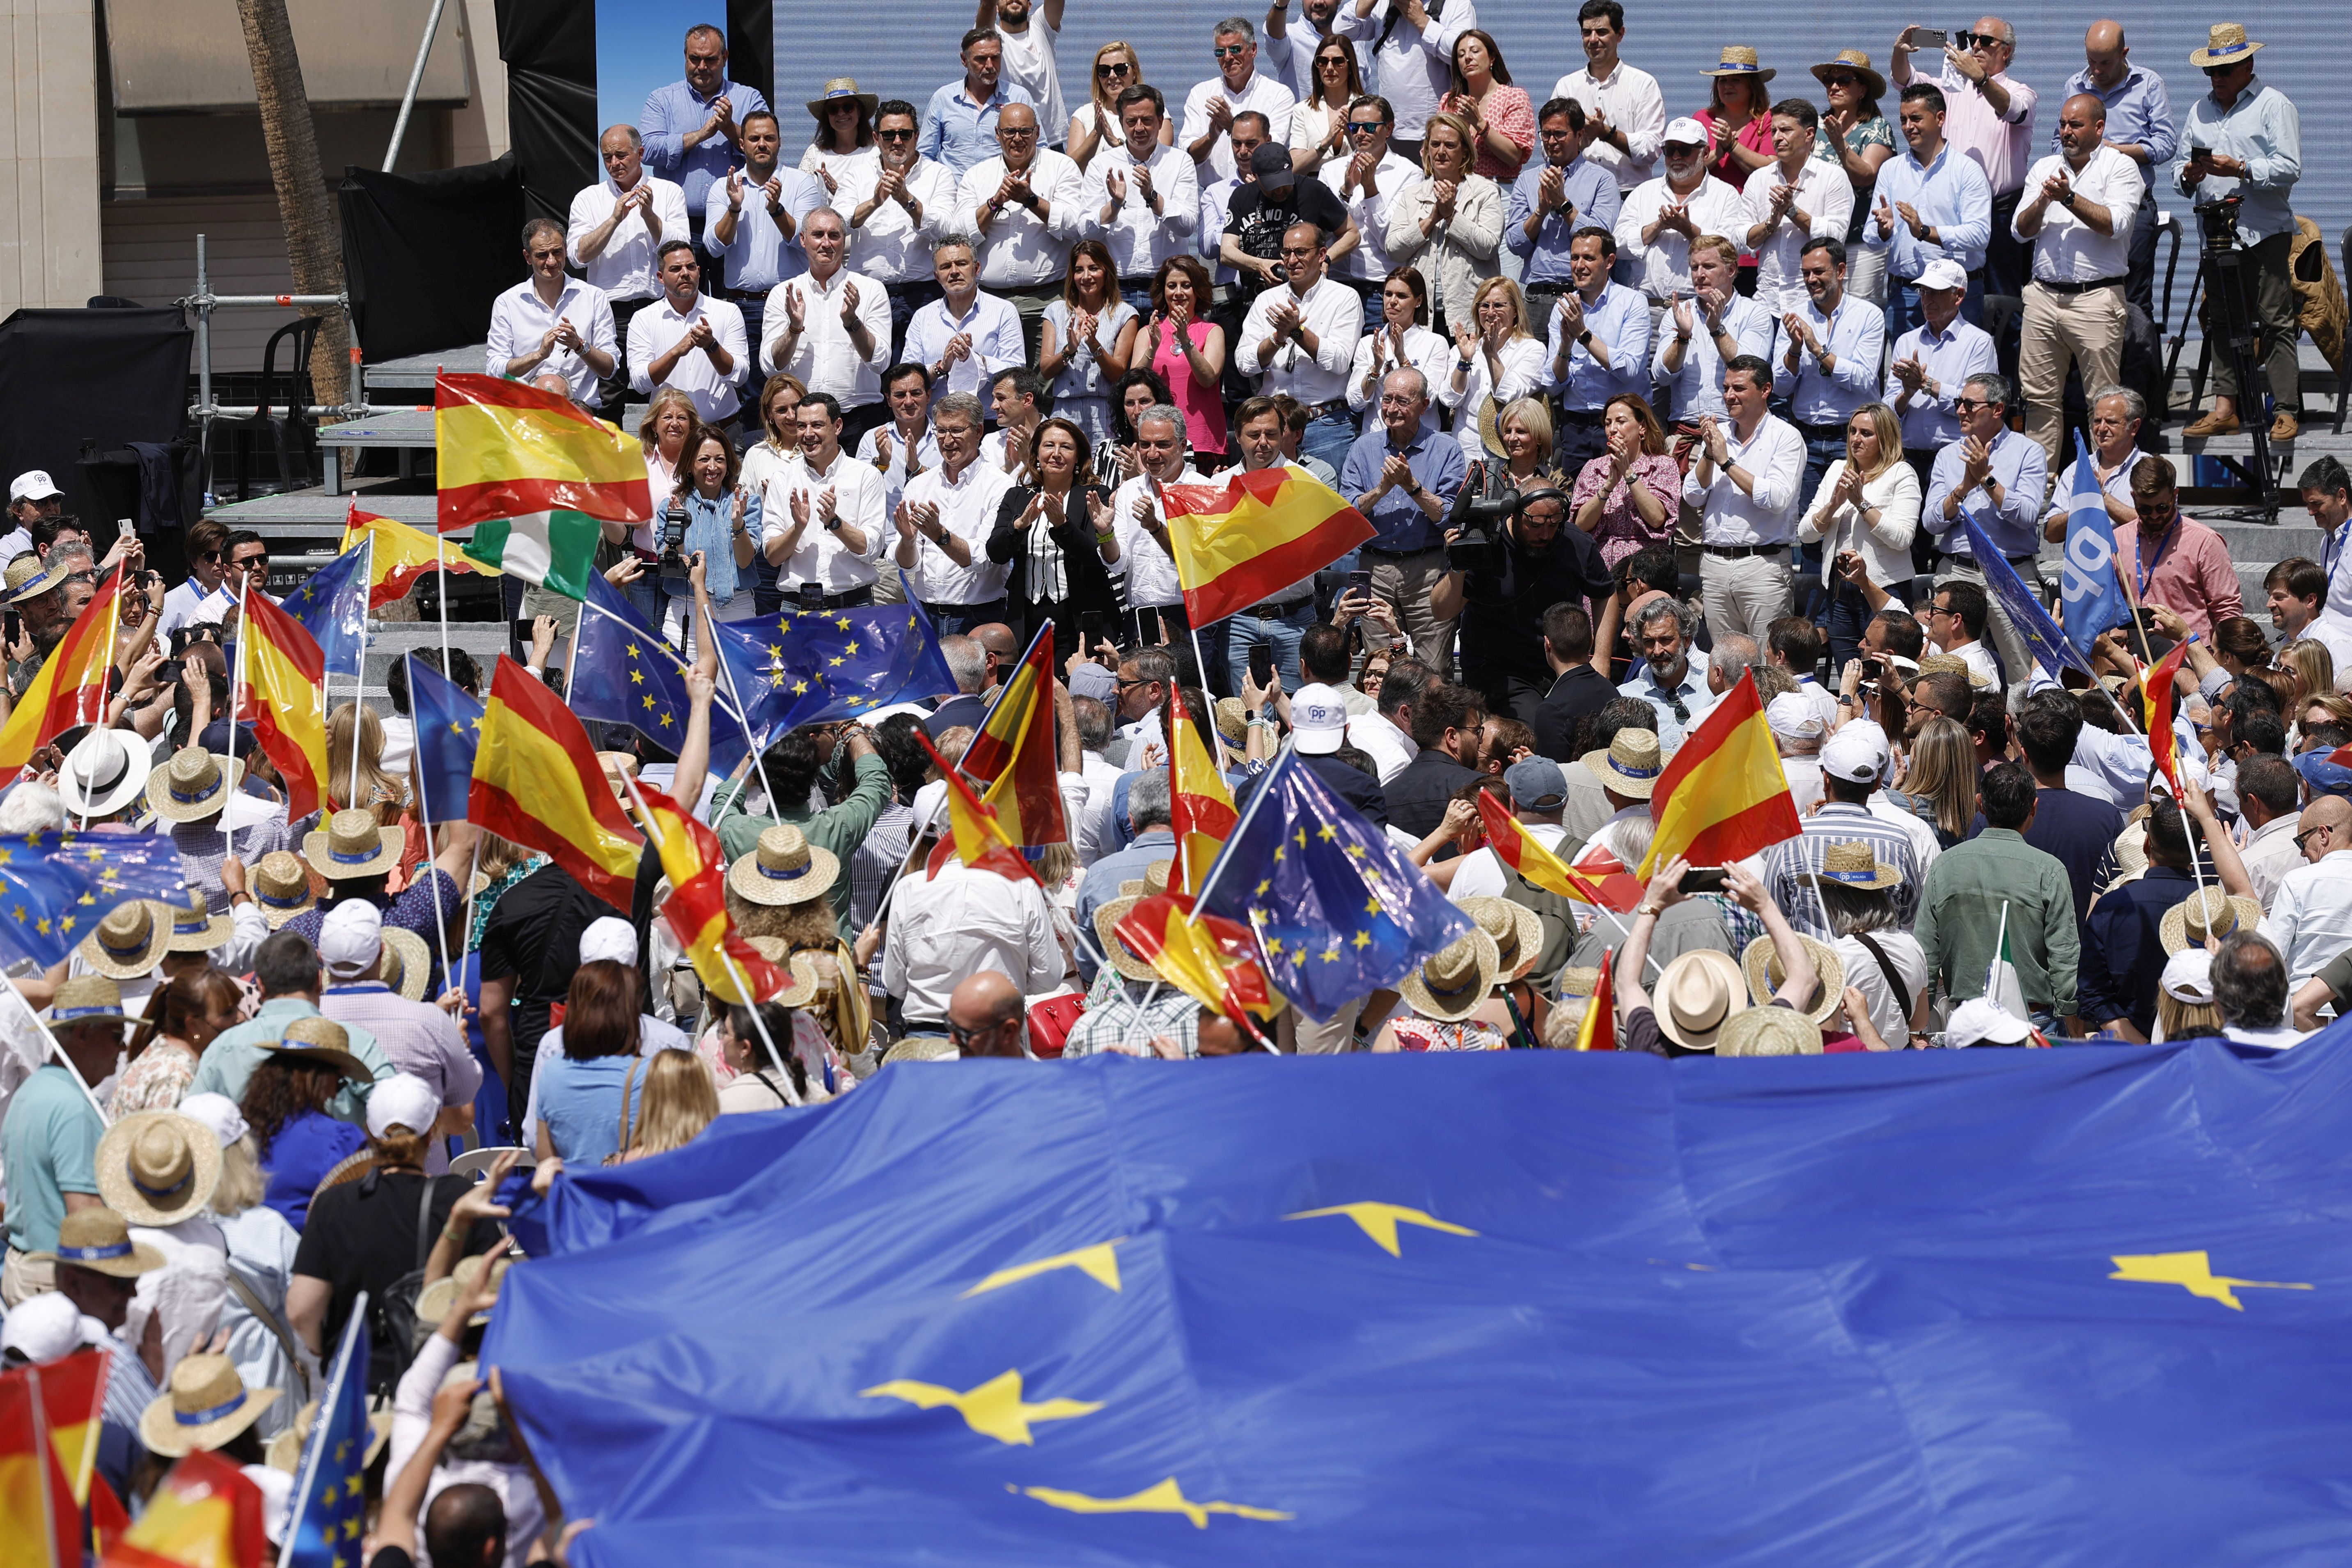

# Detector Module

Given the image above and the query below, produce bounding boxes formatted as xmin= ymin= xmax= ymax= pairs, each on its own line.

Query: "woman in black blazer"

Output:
xmin=986 ymin=415 xmax=1122 ymax=668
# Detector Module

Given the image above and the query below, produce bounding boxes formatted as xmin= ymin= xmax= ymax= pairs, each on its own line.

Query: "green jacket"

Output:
xmin=1914 ymin=829 xmax=2080 ymax=1016
xmin=715 ymin=750 xmax=893 ymax=938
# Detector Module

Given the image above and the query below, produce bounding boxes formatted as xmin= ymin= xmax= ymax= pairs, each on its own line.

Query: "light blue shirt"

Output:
xmin=1885 ymin=316 xmax=1997 ymax=451
xmin=1616 ymin=658 xmax=1719 ymax=751
xmin=1503 ymin=156 xmax=1622 ymax=286
xmin=1650 ymin=293 xmax=1774 ymax=422
xmin=1865 ymin=142 xmax=1992 ymax=279
xmin=1547 ymin=280 xmax=1651 ymax=411
xmin=1770 ymin=293 xmax=1885 ymax=428
xmin=853 ymin=422 xmax=942 ymax=520
xmin=2060 ymin=64 xmax=2177 ymax=171
xmin=701 ymin=168 xmax=826 ymax=293
xmin=920 ymin=79 xmax=1036 ymax=180
xmin=1339 ymin=426 xmax=1467 ymax=554
xmin=1926 ymin=426 xmax=2048 ymax=559
xmin=639 ymin=77 xmax=774 ymax=219
xmin=901 ymin=290 xmax=1027 ymax=404
xmin=2173 ymin=77 xmax=2299 ymax=245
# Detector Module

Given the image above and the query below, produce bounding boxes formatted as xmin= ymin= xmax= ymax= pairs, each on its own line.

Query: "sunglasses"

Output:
xmin=1954 ymin=30 xmax=2001 ymax=48
xmin=1824 ymin=73 xmax=1861 ymax=88
xmin=876 ymin=127 xmax=914 ymax=140
xmin=2297 ymin=825 xmax=2331 ymax=852
xmin=945 ymin=1019 xmax=1006 ymax=1046
xmin=1348 ymin=119 xmax=1386 ymax=134
xmin=1213 ymin=44 xmax=1249 ymax=58
xmin=1097 ymin=61 xmax=1131 ymax=77
xmin=1952 ymin=397 xmax=1994 ymax=413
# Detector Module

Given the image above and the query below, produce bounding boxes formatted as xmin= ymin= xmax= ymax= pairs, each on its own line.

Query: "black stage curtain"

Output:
xmin=0 ymin=306 xmax=190 ymax=532
xmin=339 ymin=156 xmax=529 ymax=362
xmin=728 ymin=0 xmax=773 ymax=110
xmin=497 ymin=0 xmax=597 ymax=229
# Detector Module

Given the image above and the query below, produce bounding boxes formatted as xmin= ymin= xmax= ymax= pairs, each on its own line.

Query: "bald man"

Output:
xmin=2011 ymin=92 xmax=2142 ymax=466
xmin=947 ymin=970 xmax=1029 ymax=1057
xmin=2059 ymin=20 xmax=2175 ymax=318
xmin=2260 ymin=795 xmax=2352 ymax=989
xmin=969 ymin=622 xmax=1019 ymax=695
xmin=954 ymin=101 xmax=1089 ymax=361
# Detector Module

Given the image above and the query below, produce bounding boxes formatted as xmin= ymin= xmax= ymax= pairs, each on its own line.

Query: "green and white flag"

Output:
xmin=1984 ymin=901 xmax=2028 ymax=1021
xmin=461 ymin=509 xmax=605 ymax=600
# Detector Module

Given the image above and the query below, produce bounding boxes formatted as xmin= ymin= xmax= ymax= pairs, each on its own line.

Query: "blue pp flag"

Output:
xmin=406 ymin=653 xmax=484 ymax=830
xmin=283 ymin=1289 xmax=370 ymax=1566
xmin=0 ymin=830 xmax=190 ymax=970
xmin=280 ymin=541 xmax=371 ymax=681
xmin=2056 ymin=438 xmax=2134 ymax=658
xmin=1962 ymin=511 xmax=2093 ymax=683
xmin=1196 ymin=748 xmax=1472 ymax=1022
xmin=570 ymin=580 xmax=748 ymax=776
xmin=708 ymin=579 xmax=957 ymax=740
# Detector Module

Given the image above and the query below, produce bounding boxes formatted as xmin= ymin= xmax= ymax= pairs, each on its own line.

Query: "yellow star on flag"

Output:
xmin=1286 ymin=1202 xmax=1480 ymax=1257
xmin=1017 ymin=1477 xmax=1292 ymax=1529
xmin=860 ymin=1369 xmax=1102 ymax=1446
xmin=963 ymin=1239 xmax=1125 ymax=1297
xmin=2109 ymin=1251 xmax=2314 ymax=1311
xmin=1352 ymin=929 xmax=1371 ymax=949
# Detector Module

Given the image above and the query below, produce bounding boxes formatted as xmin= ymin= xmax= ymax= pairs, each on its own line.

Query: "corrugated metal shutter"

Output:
xmin=775 ymin=2 xmax=2348 ymax=251
xmin=101 ymin=195 xmax=324 ymax=370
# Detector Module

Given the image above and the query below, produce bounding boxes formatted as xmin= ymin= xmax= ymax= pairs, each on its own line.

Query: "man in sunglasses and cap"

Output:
xmin=0 ymin=468 xmax=62 ymax=559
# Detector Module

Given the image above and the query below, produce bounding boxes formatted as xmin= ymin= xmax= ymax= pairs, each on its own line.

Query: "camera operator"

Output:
xmin=1430 ymin=486 xmax=1612 ymax=727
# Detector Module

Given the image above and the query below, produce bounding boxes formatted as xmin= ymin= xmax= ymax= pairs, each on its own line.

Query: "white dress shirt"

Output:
xmin=757 ymin=448 xmax=886 ymax=592
xmin=1087 ymin=141 xmax=1199 ymax=280
xmin=1348 ymin=708 xmax=1417 ymax=782
xmin=1348 ymin=324 xmax=1451 ymax=436
xmin=626 ymin=295 xmax=748 ymax=422
xmin=1651 ymin=292 xmax=1776 ymax=422
xmin=1551 ymin=62 xmax=1666 ymax=190
xmin=1111 ymin=465 xmax=1206 ymax=609
xmin=1614 ymin=174 xmax=1751 ymax=302
xmin=1435 ymin=335 xmax=1547 ymax=467
xmin=757 ymin=264 xmax=892 ymax=406
xmin=1741 ymin=157 xmax=1855 ymax=314
xmin=1682 ymin=412 xmax=1805 ymax=546
xmin=699 ymin=167 xmax=825 ymax=293
xmin=881 ymin=855 xmax=1064 ymax=1027
xmin=1323 ymin=151 xmax=1422 ymax=282
xmin=2260 ymin=851 xmax=2352 ymax=988
xmin=1337 ymin=0 xmax=1476 ymax=140
xmin=2016 ymin=144 xmax=2144 ymax=283
xmin=835 ymin=156 xmax=957 ymax=283
xmin=899 ymin=458 xmax=1015 ymax=605
xmin=2241 ymin=813 xmax=2308 ymax=914
xmin=566 ymin=174 xmax=693 ymax=301
xmin=853 ymin=420 xmax=942 ymax=521
xmin=1798 ymin=459 xmax=1922 ymax=593
xmin=1201 ymin=175 xmax=1245 ymax=286
xmin=1181 ymin=71 xmax=1298 ymax=183
xmin=954 ymin=149 xmax=1091 ymax=287
xmin=485 ymin=277 xmax=617 ymax=405
xmin=1238 ymin=275 xmax=1362 ymax=406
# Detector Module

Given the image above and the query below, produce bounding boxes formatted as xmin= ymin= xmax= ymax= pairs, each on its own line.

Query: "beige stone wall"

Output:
xmin=448 ymin=0 xmax=508 ymax=168
xmin=0 ymin=0 xmax=101 ymax=313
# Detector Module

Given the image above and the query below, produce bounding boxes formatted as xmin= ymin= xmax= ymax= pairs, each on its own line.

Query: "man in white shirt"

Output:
xmin=1614 ymin=119 xmax=1749 ymax=303
xmin=1336 ymin=0 xmax=1474 ymax=152
xmin=977 ymin=0 xmax=1066 ymax=148
xmin=1263 ymin=0 xmax=1364 ymax=103
xmin=882 ymin=850 xmax=1064 ymax=1034
xmin=2259 ymin=796 xmax=2352 ymax=989
xmin=954 ymin=103 xmax=1089 ymax=360
xmin=487 ymin=218 xmax=617 ymax=406
xmin=2237 ymin=756 xmax=2306 ymax=912
xmin=1088 ymin=85 xmax=1199 ymax=308
xmin=840 ymin=100 xmax=957 ymax=358
xmin=627 ymin=241 xmax=747 ymax=426
xmin=759 ymin=208 xmax=891 ymax=445
xmin=1237 ymin=217 xmax=1364 ymax=470
xmin=1684 ymin=354 xmax=1805 ymax=641
xmin=2011 ymin=92 xmax=2143 ymax=468
xmin=1112 ymin=403 xmax=1210 ymax=646
xmin=893 ymin=391 xmax=1015 ymax=633
xmin=1551 ymin=0 xmax=1665 ymax=193
xmin=1742 ymin=101 xmax=1855 ymax=314
xmin=1885 ymin=258 xmax=1998 ymax=477
xmin=2040 ymin=386 xmax=2149 ymax=540
xmin=854 ymin=363 xmax=943 ymax=529
xmin=764 ymin=394 xmax=884 ymax=608
xmin=901 ymin=238 xmax=1027 ymax=406
xmin=567 ymin=124 xmax=692 ymax=416
xmin=1923 ymin=578 xmax=2003 ymax=691
xmin=1323 ymin=96 xmax=1419 ymax=305
xmin=1181 ymin=17 xmax=1297 ymax=184
xmin=702 ymin=109 xmax=825 ymax=364
xmin=1653 ymin=234 xmax=1775 ymax=423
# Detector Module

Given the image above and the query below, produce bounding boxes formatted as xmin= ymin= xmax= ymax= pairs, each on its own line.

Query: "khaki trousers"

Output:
xmin=2019 ymin=280 xmax=2125 ymax=468
xmin=2 ymin=1245 xmax=57 ymax=1307
xmin=1365 ymin=549 xmax=1456 ymax=676
xmin=1698 ymin=550 xmax=1792 ymax=644
xmin=1279 ymin=995 xmax=1365 ymax=1054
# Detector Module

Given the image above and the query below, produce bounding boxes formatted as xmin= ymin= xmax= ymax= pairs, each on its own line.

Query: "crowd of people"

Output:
xmin=0 ymin=6 xmax=2345 ymax=1561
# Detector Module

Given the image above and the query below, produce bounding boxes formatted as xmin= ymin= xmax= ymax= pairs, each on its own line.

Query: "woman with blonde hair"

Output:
xmin=1066 ymin=42 xmax=1160 ymax=170
xmin=2304 ymin=691 xmax=2352 ymax=734
xmin=618 ymin=1048 xmax=719 ymax=1162
xmin=610 ymin=387 xmax=699 ymax=625
xmin=2281 ymin=639 xmax=2334 ymax=709
xmin=1570 ymin=393 xmax=1680 ymax=571
xmin=1886 ymin=716 xmax=1977 ymax=850
xmin=1290 ymin=41 xmax=1369 ymax=174
xmin=1385 ymin=111 xmax=1502 ymax=335
xmin=327 ymin=702 xmax=406 ymax=822
xmin=1797 ymin=401 xmax=1920 ymax=671
xmin=737 ymin=373 xmax=808 ymax=619
xmin=1435 ymin=274 xmax=1541 ymax=467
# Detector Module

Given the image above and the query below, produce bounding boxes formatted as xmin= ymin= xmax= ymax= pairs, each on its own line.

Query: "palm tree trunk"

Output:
xmin=234 ymin=0 xmax=346 ymax=409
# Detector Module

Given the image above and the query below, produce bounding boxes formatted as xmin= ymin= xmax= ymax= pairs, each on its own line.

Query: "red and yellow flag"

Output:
xmin=26 ymin=1349 xmax=106 ymax=1508
xmin=915 ymin=729 xmax=1040 ymax=885
xmin=0 ymin=1360 xmax=79 ymax=1568
xmin=343 ymin=502 xmax=496 ymax=607
xmin=1639 ymin=669 xmax=1802 ymax=877
xmin=1474 ymin=791 xmax=1640 ymax=912
xmin=1572 ymin=954 xmax=1616 ymax=1051
xmin=2142 ymin=640 xmax=2191 ymax=799
xmin=0 ymin=564 xmax=122 ymax=789
xmin=434 ymin=372 xmax=651 ymax=531
xmin=101 ymin=1449 xmax=267 ymax=1568
xmin=629 ymin=781 xmax=787 ymax=1005
xmin=1166 ymin=684 xmax=1236 ymax=896
xmin=958 ymin=623 xmax=1067 ymax=848
xmin=1161 ymin=466 xmax=1375 ymax=628
xmin=237 ymin=591 xmax=330 ymax=821
xmin=1115 ymin=894 xmax=1278 ymax=1034
xmin=469 ymin=654 xmax=645 ymax=910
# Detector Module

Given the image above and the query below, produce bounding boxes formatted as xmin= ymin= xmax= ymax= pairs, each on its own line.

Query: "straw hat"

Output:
xmin=78 ymin=900 xmax=171 ymax=979
xmin=1557 ymin=966 xmax=1601 ymax=999
xmin=805 ymin=76 xmax=879 ymax=119
xmin=1093 ymin=859 xmax=1176 ymax=984
xmin=303 ymin=808 xmax=402 ymax=880
xmin=2187 ymin=22 xmax=2263 ymax=69
xmin=97 ymin=1110 xmax=222 ymax=1227
xmin=415 ymin=1251 xmax=513 ymax=1329
xmin=1798 ymin=840 xmax=1903 ymax=892
xmin=28 ymin=1206 xmax=163 ymax=1277
xmin=164 ymin=888 xmax=234 ymax=953
xmin=259 ymin=1016 xmax=373 ymax=1084
xmin=2159 ymin=885 xmax=2265 ymax=956
xmin=2 ymin=555 xmax=44 ymax=596
xmin=378 ymin=926 xmax=433 ymax=1001
xmin=1916 ymin=651 xmax=1992 ymax=689
xmin=1212 ymin=697 xmax=1249 ymax=750
xmin=264 ymin=1397 xmax=392 ymax=1475
xmin=2111 ymin=819 xmax=2149 ymax=879
xmin=1700 ymin=45 xmax=1775 ymax=83
xmin=1651 ymin=948 xmax=1749 ymax=1050
xmin=1718 ymin=1004 xmax=1824 ymax=1057
xmin=1809 ymin=48 xmax=1887 ymax=101
xmin=727 ymin=823 xmax=840 ymax=906
xmin=246 ymin=851 xmax=317 ymax=928
xmin=743 ymin=936 xmax=824 ymax=1006
xmin=1461 ymin=897 xmax=1541 ymax=983
xmin=58 ymin=727 xmax=151 ymax=819
xmin=144 ymin=751 xmax=243 ymax=823
xmin=1741 ymin=933 xmax=1845 ymax=1025
xmin=141 ymin=1354 xmax=279 ymax=1458
xmin=1581 ymin=729 xmax=1664 ymax=798
xmin=7 ymin=557 xmax=77 ymax=604
xmin=1397 ymin=928 xmax=1502 ymax=1022
xmin=882 ymin=1036 xmax=961 ymax=1064
xmin=46 ymin=973 xmax=127 ymax=1028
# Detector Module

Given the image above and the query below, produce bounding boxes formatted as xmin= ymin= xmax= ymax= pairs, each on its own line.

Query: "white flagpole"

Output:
xmin=1986 ymin=900 xmax=2011 ymax=1006
xmin=284 ymin=1296 xmax=367 ymax=1548
xmin=2 ymin=980 xmax=110 ymax=1125
xmin=226 ymin=577 xmax=247 ymax=867
xmin=348 ymin=534 xmax=371 ymax=805
xmin=409 ymin=730 xmax=456 ymax=993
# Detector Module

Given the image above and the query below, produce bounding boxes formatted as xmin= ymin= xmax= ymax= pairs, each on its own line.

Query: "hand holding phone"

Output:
xmin=1247 ymin=644 xmax=1276 ymax=691
xmin=1677 ymin=866 xmax=1728 ymax=895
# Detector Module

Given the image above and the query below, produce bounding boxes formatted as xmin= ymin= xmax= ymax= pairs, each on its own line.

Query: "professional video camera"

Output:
xmin=1444 ymin=484 xmax=1516 ymax=573
xmin=659 ymin=497 xmax=692 ymax=585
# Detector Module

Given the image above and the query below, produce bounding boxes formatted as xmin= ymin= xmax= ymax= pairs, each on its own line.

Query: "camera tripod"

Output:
xmin=2163 ymin=195 xmax=2278 ymax=520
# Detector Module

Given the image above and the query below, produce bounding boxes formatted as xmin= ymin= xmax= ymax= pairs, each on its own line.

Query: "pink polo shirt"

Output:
xmin=1937 ymin=66 xmax=2036 ymax=196
xmin=2110 ymin=513 xmax=2243 ymax=639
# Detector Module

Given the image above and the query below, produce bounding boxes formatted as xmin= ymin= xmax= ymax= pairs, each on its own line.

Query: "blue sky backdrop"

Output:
xmin=598 ymin=1 xmax=713 ymax=134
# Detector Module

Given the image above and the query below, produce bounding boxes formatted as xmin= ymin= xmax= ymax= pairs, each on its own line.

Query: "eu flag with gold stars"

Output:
xmin=1197 ymin=749 xmax=1473 ymax=1022
xmin=407 ymin=653 xmax=484 ymax=830
xmin=706 ymin=582 xmax=958 ymax=739
xmin=284 ymin=1289 xmax=369 ymax=1567
xmin=0 ymin=829 xmax=188 ymax=970
xmin=280 ymin=541 xmax=371 ymax=681
xmin=569 ymin=575 xmax=749 ymax=774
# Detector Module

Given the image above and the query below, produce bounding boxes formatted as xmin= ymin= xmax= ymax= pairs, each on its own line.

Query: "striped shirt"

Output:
xmin=1765 ymin=800 xmax=1941 ymax=938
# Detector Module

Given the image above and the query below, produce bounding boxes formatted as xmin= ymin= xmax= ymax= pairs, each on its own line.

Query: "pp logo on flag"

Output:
xmin=2060 ymin=525 xmax=2114 ymax=610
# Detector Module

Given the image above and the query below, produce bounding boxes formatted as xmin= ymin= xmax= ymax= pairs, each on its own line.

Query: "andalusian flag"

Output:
xmin=470 ymin=654 xmax=644 ymax=910
xmin=1166 ymin=683 xmax=1236 ymax=896
xmin=435 ymin=372 xmax=650 ymax=530
xmin=1639 ymin=670 xmax=1802 ymax=877
xmin=1474 ymin=792 xmax=1639 ymax=912
xmin=1572 ymin=954 xmax=1616 ymax=1052
xmin=914 ymin=729 xmax=1037 ymax=885
xmin=628 ymin=780 xmax=786 ymax=1005
xmin=460 ymin=509 xmax=609 ymax=601
xmin=2142 ymin=639 xmax=2191 ymax=799
xmin=237 ymin=591 xmax=331 ymax=821
xmin=109 ymin=1449 xmax=268 ymax=1568
xmin=0 ymin=563 xmax=120 ymax=789
xmin=1160 ymin=466 xmax=1374 ymax=627
xmin=960 ymin=623 xmax=1067 ymax=848
xmin=343 ymin=502 xmax=496 ymax=607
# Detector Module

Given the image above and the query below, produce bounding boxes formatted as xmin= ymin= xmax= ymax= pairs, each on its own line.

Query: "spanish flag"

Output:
xmin=0 ymin=564 xmax=121 ymax=789
xmin=1572 ymin=955 xmax=1616 ymax=1052
xmin=1166 ymin=684 xmax=1236 ymax=896
xmin=0 ymin=1359 xmax=80 ymax=1568
xmin=1160 ymin=466 xmax=1374 ymax=628
xmin=470 ymin=654 xmax=644 ymax=910
xmin=1639 ymin=669 xmax=1802 ymax=877
xmin=103 ymin=1449 xmax=268 ymax=1568
xmin=434 ymin=372 xmax=651 ymax=531
xmin=25 ymin=1349 xmax=105 ymax=1507
xmin=628 ymin=780 xmax=786 ymax=1005
xmin=237 ymin=591 xmax=330 ymax=821
xmin=914 ymin=729 xmax=1038 ymax=885
xmin=959 ymin=623 xmax=1066 ymax=848
xmin=343 ymin=502 xmax=496 ymax=607
xmin=1474 ymin=791 xmax=1639 ymax=912
xmin=1114 ymin=894 xmax=1278 ymax=1034
xmin=2142 ymin=640 xmax=2190 ymax=799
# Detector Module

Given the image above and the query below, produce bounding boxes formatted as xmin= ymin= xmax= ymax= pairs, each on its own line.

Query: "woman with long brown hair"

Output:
xmin=1570 ymin=393 xmax=1679 ymax=571
xmin=1290 ymin=39 xmax=1369 ymax=175
xmin=1442 ymin=30 xmax=1533 ymax=183
xmin=530 ymin=961 xmax=653 ymax=1167
xmin=112 ymin=967 xmax=244 ymax=1117
xmin=1142 ymin=255 xmax=1226 ymax=460
xmin=1039 ymin=239 xmax=1138 ymax=448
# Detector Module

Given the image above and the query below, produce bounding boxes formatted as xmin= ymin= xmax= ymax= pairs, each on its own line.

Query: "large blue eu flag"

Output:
xmin=0 ymin=830 xmax=190 ymax=969
xmin=1196 ymin=748 xmax=1472 ymax=1022
xmin=707 ymin=582 xmax=957 ymax=740
xmin=569 ymin=575 xmax=748 ymax=774
xmin=279 ymin=543 xmax=370 ymax=681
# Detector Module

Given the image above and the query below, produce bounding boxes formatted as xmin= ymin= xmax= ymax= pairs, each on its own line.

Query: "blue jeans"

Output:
xmin=1884 ymin=272 xmax=1986 ymax=343
xmin=1222 ymin=598 xmax=1319 ymax=694
xmin=922 ymin=596 xmax=1009 ymax=637
xmin=1119 ymin=281 xmax=1156 ymax=323
xmin=1300 ymin=410 xmax=1356 ymax=472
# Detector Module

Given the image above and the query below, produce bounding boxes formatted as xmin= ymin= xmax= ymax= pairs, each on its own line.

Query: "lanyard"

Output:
xmin=2326 ymin=520 xmax=2350 ymax=587
xmin=2134 ymin=518 xmax=2178 ymax=601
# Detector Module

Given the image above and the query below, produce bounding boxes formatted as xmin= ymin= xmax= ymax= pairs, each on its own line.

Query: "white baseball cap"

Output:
xmin=319 ymin=900 xmax=385 ymax=980
xmin=580 ymin=915 xmax=637 ymax=966
xmin=1917 ymin=258 xmax=1969 ymax=293
xmin=1663 ymin=116 xmax=1712 ymax=150
xmin=1820 ymin=720 xmax=1890 ymax=785
xmin=1290 ymin=683 xmax=1349 ymax=755
xmin=365 ymin=1073 xmax=441 ymax=1139
xmin=7 ymin=470 xmax=60 ymax=504
xmin=1764 ymin=692 xmax=1824 ymax=743
xmin=1945 ymin=997 xmax=2033 ymax=1049
xmin=176 ymin=1091 xmax=249 ymax=1151
xmin=0 ymin=1291 xmax=89 ymax=1363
